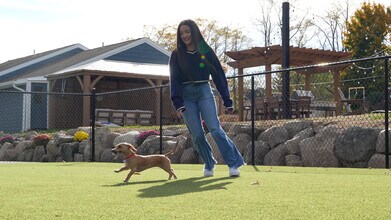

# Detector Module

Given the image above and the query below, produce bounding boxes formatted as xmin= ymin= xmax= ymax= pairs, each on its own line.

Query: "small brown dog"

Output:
xmin=112 ymin=141 xmax=178 ymax=182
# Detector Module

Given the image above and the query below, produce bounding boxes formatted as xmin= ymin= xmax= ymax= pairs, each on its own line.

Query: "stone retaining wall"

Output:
xmin=0 ymin=121 xmax=389 ymax=168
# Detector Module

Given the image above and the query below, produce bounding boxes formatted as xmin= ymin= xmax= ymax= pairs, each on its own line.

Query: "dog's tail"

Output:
xmin=164 ymin=139 xmax=180 ymax=156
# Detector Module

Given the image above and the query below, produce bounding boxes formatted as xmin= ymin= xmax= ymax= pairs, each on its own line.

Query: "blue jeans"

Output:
xmin=182 ymin=82 xmax=244 ymax=171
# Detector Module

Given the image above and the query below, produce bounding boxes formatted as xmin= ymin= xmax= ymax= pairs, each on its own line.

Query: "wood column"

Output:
xmin=48 ymin=80 xmax=54 ymax=129
xmin=82 ymin=74 xmax=91 ymax=126
xmin=155 ymin=80 xmax=162 ymax=125
xmin=238 ymin=68 xmax=244 ymax=121
xmin=304 ymin=73 xmax=311 ymax=91
xmin=333 ymin=71 xmax=341 ymax=115
xmin=265 ymin=64 xmax=272 ymax=98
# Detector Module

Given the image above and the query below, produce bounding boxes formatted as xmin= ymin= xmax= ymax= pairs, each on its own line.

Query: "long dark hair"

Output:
xmin=176 ymin=19 xmax=209 ymax=52
xmin=175 ymin=19 xmax=212 ymax=73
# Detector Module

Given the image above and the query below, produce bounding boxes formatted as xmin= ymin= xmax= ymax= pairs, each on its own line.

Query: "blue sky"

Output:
xmin=0 ymin=0 xmax=389 ymax=63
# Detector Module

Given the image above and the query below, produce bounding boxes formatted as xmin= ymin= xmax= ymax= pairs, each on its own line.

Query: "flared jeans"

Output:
xmin=182 ymin=82 xmax=244 ymax=171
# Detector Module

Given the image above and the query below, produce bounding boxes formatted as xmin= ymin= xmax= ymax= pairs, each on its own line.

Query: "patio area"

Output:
xmin=225 ymin=45 xmax=353 ymax=121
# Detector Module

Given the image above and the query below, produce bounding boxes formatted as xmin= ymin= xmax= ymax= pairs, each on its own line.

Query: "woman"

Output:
xmin=169 ymin=19 xmax=244 ymax=177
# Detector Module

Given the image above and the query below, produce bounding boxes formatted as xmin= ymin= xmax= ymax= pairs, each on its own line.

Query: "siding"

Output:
xmin=30 ymin=83 xmax=48 ymax=130
xmin=0 ymin=89 xmax=23 ymax=133
xmin=105 ymin=43 xmax=169 ymax=64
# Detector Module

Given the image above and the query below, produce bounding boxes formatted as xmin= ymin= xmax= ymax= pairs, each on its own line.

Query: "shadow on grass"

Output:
xmin=102 ymin=179 xmax=167 ymax=187
xmin=251 ymin=166 xmax=260 ymax=172
xmin=137 ymin=176 xmax=233 ymax=198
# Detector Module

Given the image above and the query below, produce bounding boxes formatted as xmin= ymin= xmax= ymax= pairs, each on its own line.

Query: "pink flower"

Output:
xmin=136 ymin=130 xmax=159 ymax=146
xmin=0 ymin=135 xmax=14 ymax=144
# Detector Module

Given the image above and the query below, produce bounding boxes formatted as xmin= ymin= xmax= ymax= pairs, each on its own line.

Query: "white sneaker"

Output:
xmin=229 ymin=167 xmax=240 ymax=177
xmin=204 ymin=168 xmax=214 ymax=177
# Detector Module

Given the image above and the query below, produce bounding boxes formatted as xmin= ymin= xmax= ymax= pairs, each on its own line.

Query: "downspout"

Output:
xmin=12 ymin=84 xmax=26 ymax=91
xmin=13 ymin=83 xmax=28 ymax=131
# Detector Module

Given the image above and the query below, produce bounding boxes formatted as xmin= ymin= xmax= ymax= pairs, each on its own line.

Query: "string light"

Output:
xmin=274 ymin=74 xmax=384 ymax=88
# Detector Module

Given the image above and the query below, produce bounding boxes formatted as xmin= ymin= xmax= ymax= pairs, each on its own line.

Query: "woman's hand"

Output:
xmin=177 ymin=106 xmax=186 ymax=118
xmin=225 ymin=107 xmax=235 ymax=114
xmin=177 ymin=111 xmax=183 ymax=118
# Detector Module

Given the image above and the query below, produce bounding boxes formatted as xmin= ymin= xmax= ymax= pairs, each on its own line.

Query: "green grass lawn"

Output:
xmin=1 ymin=163 xmax=390 ymax=220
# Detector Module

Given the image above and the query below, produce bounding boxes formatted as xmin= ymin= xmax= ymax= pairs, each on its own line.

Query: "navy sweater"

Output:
xmin=169 ymin=49 xmax=233 ymax=111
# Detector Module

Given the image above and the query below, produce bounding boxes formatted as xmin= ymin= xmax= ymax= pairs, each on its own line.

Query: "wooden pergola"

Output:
xmin=225 ymin=45 xmax=352 ymax=120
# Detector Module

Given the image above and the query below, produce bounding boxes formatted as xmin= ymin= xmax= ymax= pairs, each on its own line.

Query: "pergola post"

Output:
xmin=48 ymin=80 xmax=55 ymax=129
xmin=155 ymin=80 xmax=162 ymax=125
xmin=304 ymin=73 xmax=311 ymax=91
xmin=238 ymin=68 xmax=244 ymax=121
xmin=82 ymin=74 xmax=91 ymax=126
xmin=333 ymin=71 xmax=341 ymax=115
xmin=266 ymin=64 xmax=272 ymax=98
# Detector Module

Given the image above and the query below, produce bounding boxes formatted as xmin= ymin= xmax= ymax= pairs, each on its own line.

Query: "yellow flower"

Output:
xmin=73 ymin=131 xmax=89 ymax=142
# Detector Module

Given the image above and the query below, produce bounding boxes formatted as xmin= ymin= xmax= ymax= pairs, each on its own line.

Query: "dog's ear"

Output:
xmin=126 ymin=143 xmax=137 ymax=154
xmin=115 ymin=142 xmax=124 ymax=149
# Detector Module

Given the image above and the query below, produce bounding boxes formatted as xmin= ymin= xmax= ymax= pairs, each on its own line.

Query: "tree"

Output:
xmin=343 ymin=2 xmax=390 ymax=58
xmin=311 ymin=0 xmax=358 ymax=51
xmin=342 ymin=2 xmax=391 ymax=110
xmin=253 ymin=0 xmax=277 ymax=46
xmin=142 ymin=18 xmax=251 ymax=63
xmin=142 ymin=18 xmax=251 ymax=110
xmin=142 ymin=24 xmax=177 ymax=52
xmin=253 ymin=0 xmax=315 ymax=47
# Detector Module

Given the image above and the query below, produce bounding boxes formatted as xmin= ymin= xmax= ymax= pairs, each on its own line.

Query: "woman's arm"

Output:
xmin=208 ymin=51 xmax=233 ymax=108
xmin=169 ymin=51 xmax=185 ymax=111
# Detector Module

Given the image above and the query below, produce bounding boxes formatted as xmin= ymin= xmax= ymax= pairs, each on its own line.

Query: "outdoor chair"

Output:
xmin=298 ymin=96 xmax=312 ymax=118
xmin=338 ymin=87 xmax=365 ymax=115
xmin=255 ymin=97 xmax=267 ymax=120
xmin=265 ymin=96 xmax=282 ymax=120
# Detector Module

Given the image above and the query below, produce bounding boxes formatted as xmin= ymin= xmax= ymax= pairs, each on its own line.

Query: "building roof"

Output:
xmin=0 ymin=37 xmax=170 ymax=85
xmin=0 ymin=44 xmax=83 ymax=72
xmin=0 ymin=40 xmax=139 ymax=83
xmin=46 ymin=60 xmax=169 ymax=80
xmin=0 ymin=44 xmax=88 ymax=82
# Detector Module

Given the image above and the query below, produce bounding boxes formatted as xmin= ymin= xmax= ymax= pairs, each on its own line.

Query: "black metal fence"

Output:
xmin=0 ymin=55 xmax=390 ymax=168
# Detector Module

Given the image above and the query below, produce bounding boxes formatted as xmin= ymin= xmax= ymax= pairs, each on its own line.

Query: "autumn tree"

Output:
xmin=143 ymin=24 xmax=177 ymax=52
xmin=343 ymin=2 xmax=390 ymax=58
xmin=142 ymin=18 xmax=251 ymax=63
xmin=342 ymin=2 xmax=391 ymax=109
xmin=142 ymin=18 xmax=251 ymax=109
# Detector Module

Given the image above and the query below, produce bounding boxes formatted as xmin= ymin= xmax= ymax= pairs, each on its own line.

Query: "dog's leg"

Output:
xmin=114 ymin=166 xmax=129 ymax=173
xmin=161 ymin=160 xmax=177 ymax=180
xmin=124 ymin=170 xmax=136 ymax=182
xmin=164 ymin=167 xmax=177 ymax=180
xmin=170 ymin=169 xmax=177 ymax=180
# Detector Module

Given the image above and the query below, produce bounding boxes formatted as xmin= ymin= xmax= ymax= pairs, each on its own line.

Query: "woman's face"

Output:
xmin=179 ymin=25 xmax=193 ymax=49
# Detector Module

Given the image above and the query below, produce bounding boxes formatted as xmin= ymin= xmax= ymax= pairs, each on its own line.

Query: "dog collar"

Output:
xmin=123 ymin=153 xmax=135 ymax=160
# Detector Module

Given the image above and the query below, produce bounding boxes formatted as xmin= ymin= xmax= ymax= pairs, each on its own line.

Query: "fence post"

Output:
xmin=90 ymin=88 xmax=96 ymax=162
xmin=385 ymin=58 xmax=389 ymax=168
xmin=251 ymin=76 xmax=255 ymax=166
xmin=159 ymin=86 xmax=163 ymax=154
xmin=281 ymin=1 xmax=291 ymax=119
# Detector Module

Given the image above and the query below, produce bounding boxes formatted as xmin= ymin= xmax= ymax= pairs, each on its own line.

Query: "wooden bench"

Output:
xmin=95 ymin=109 xmax=153 ymax=126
